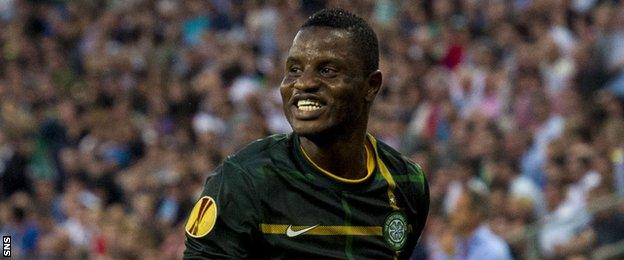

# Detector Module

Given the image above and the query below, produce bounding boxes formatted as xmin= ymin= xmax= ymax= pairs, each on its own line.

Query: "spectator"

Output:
xmin=433 ymin=187 xmax=513 ymax=260
xmin=0 ymin=0 xmax=623 ymax=258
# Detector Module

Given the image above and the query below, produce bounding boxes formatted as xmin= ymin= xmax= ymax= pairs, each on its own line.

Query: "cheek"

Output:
xmin=330 ymin=94 xmax=356 ymax=117
xmin=333 ymin=85 xmax=365 ymax=113
xmin=334 ymin=78 xmax=364 ymax=100
xmin=279 ymin=85 xmax=292 ymax=103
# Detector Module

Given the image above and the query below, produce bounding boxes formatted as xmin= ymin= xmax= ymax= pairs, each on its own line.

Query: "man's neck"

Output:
xmin=299 ymin=130 xmax=368 ymax=180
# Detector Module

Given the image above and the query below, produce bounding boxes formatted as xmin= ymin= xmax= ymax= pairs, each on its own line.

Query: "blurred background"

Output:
xmin=1 ymin=0 xmax=623 ymax=259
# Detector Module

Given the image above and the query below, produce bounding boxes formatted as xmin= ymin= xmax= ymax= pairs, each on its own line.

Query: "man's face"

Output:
xmin=280 ymin=27 xmax=373 ymax=136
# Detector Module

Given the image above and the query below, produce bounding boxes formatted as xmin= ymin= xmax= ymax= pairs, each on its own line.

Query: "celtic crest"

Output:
xmin=383 ymin=211 xmax=408 ymax=251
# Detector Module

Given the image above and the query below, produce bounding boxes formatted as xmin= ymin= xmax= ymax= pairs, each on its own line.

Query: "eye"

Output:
xmin=288 ymin=66 xmax=302 ymax=76
xmin=319 ymin=67 xmax=337 ymax=77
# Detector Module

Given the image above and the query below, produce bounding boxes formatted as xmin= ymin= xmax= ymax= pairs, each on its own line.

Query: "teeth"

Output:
xmin=299 ymin=106 xmax=321 ymax=111
xmin=297 ymin=99 xmax=322 ymax=111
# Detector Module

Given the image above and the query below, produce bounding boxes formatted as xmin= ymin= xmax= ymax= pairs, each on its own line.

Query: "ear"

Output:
xmin=365 ymin=70 xmax=382 ymax=102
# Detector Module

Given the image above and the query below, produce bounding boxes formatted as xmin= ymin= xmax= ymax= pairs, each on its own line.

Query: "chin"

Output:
xmin=292 ymin=123 xmax=353 ymax=141
xmin=292 ymin=125 xmax=327 ymax=137
xmin=289 ymin=120 xmax=331 ymax=136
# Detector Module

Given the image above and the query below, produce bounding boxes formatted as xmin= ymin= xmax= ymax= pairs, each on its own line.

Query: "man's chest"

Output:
xmin=253 ymin=178 xmax=415 ymax=259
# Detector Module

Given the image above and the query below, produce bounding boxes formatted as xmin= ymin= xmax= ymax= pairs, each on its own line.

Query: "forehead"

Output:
xmin=287 ymin=27 xmax=356 ymax=62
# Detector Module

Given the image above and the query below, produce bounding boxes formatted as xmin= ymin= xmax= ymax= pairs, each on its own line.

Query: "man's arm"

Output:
xmin=183 ymin=160 xmax=261 ymax=259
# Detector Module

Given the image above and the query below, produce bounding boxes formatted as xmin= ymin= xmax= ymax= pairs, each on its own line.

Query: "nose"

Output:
xmin=293 ymin=69 xmax=320 ymax=92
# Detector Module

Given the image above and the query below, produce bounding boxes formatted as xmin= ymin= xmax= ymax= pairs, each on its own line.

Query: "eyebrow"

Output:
xmin=285 ymin=57 xmax=299 ymax=64
xmin=285 ymin=55 xmax=346 ymax=66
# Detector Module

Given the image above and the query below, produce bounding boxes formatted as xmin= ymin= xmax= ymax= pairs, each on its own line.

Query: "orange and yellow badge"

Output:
xmin=185 ymin=196 xmax=218 ymax=238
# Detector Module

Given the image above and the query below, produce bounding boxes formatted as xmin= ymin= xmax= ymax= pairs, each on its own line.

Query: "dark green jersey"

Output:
xmin=184 ymin=133 xmax=429 ymax=259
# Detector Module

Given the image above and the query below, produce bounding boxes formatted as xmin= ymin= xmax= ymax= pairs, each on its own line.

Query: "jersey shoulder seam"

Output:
xmin=226 ymin=133 xmax=290 ymax=165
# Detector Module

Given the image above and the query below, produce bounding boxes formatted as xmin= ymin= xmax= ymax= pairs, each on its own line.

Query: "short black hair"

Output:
xmin=301 ymin=9 xmax=379 ymax=75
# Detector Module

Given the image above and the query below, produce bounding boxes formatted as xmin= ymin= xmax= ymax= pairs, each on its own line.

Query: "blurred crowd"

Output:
xmin=1 ymin=0 xmax=624 ymax=259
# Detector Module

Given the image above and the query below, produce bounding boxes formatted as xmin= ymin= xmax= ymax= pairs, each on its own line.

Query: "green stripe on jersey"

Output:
xmin=341 ymin=192 xmax=355 ymax=260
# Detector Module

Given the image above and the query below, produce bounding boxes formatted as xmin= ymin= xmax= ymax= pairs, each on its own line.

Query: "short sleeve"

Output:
xmin=183 ymin=160 xmax=261 ymax=259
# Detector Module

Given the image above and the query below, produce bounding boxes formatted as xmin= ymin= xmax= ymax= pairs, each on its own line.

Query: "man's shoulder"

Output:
xmin=375 ymin=139 xmax=425 ymax=179
xmin=375 ymin=138 xmax=429 ymax=240
xmin=225 ymin=133 xmax=293 ymax=172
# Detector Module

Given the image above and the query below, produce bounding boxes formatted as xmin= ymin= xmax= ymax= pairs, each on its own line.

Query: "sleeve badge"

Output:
xmin=185 ymin=196 xmax=218 ymax=238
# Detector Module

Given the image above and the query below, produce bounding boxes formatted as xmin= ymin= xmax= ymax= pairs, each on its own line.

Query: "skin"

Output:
xmin=280 ymin=27 xmax=382 ymax=180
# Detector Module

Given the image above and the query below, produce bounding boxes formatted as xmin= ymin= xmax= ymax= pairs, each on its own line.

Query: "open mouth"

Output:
xmin=290 ymin=95 xmax=327 ymax=120
xmin=296 ymin=99 xmax=324 ymax=111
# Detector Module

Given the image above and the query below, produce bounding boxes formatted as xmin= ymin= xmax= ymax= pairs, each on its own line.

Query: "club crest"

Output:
xmin=383 ymin=211 xmax=408 ymax=251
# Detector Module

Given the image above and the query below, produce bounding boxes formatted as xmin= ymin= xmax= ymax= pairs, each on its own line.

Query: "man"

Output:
xmin=184 ymin=9 xmax=429 ymax=259
xmin=436 ymin=188 xmax=512 ymax=260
